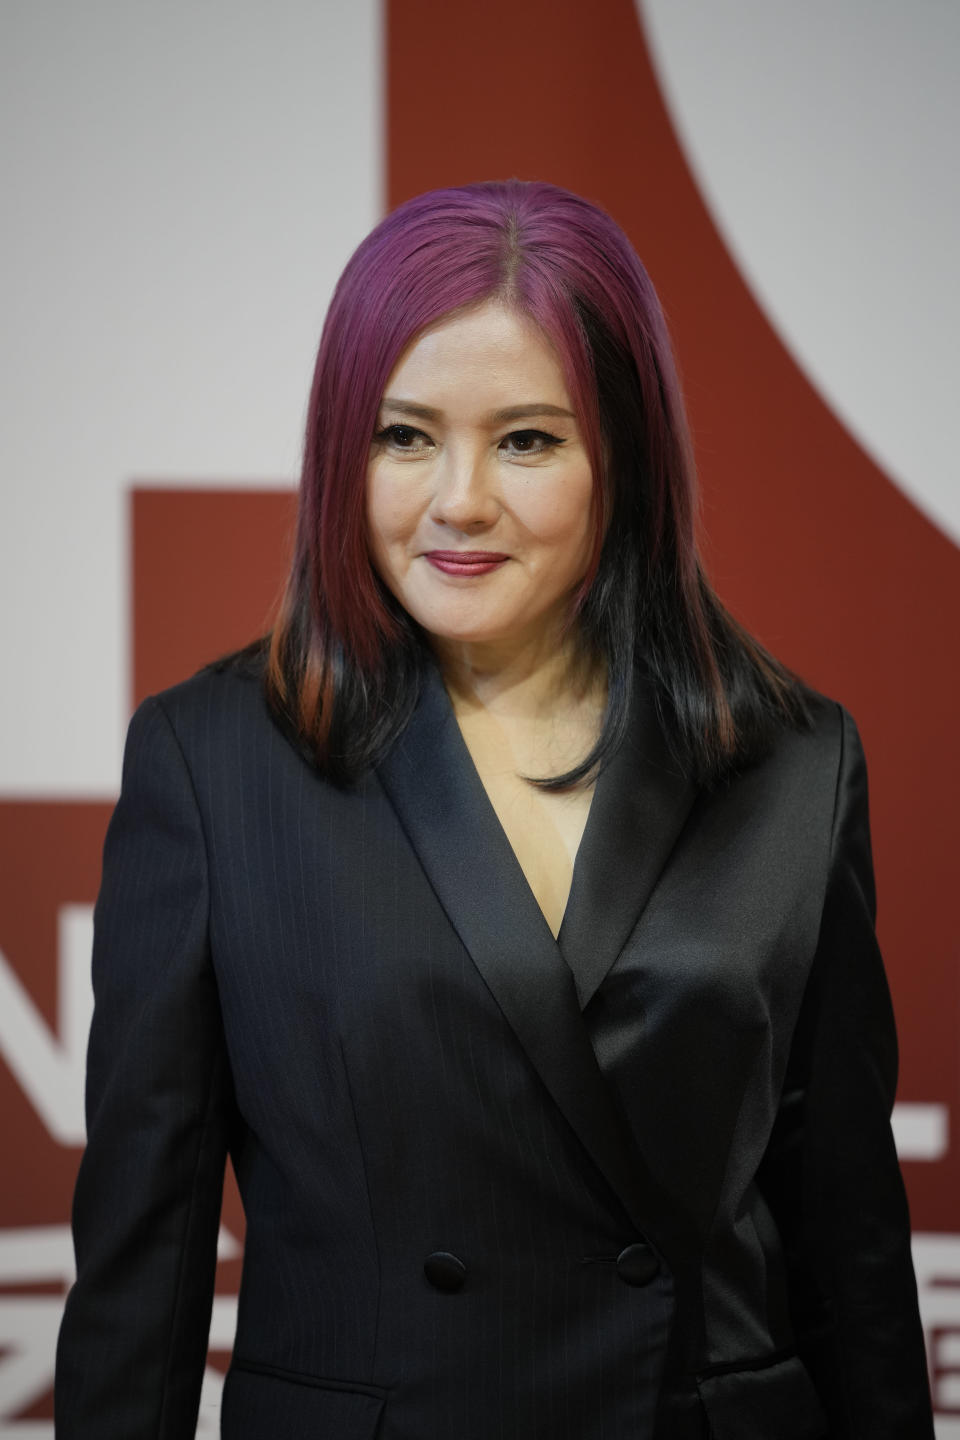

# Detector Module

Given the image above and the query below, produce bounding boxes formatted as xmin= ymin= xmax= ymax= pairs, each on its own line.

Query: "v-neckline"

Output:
xmin=424 ymin=663 xmax=697 ymax=999
xmin=444 ymin=664 xmax=615 ymax=934
xmin=377 ymin=659 xmax=697 ymax=1009
xmin=450 ymin=727 xmax=603 ymax=944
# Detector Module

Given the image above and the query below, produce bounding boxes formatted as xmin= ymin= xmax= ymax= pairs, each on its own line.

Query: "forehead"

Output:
xmin=382 ymin=301 xmax=572 ymax=408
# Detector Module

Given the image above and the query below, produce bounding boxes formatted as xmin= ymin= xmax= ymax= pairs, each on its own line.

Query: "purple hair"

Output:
xmin=267 ymin=180 xmax=805 ymax=782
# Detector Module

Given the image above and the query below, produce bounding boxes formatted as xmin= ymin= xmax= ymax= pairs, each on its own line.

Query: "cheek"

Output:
xmin=366 ymin=472 xmax=408 ymax=550
xmin=519 ymin=479 xmax=595 ymax=557
xmin=365 ymin=480 xmax=397 ymax=586
xmin=367 ymin=464 xmax=431 ymax=546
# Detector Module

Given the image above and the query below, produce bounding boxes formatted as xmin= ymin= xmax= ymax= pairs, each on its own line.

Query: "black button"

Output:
xmin=616 ymin=1242 xmax=660 ymax=1286
xmin=424 ymin=1251 xmax=467 ymax=1292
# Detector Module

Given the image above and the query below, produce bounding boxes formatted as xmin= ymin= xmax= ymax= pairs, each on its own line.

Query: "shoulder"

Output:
xmin=695 ymin=683 xmax=866 ymax=861
xmin=124 ymin=648 xmax=297 ymax=786
xmin=118 ymin=652 xmax=343 ymax=862
xmin=749 ymin=682 xmax=863 ymax=796
xmin=794 ymin=684 xmax=869 ymax=815
xmin=136 ymin=648 xmax=272 ymax=741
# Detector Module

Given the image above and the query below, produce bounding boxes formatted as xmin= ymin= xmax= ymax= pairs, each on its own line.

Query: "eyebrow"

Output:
xmin=380 ymin=398 xmax=576 ymax=424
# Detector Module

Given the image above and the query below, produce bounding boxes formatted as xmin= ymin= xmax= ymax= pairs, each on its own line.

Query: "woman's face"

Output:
xmin=366 ymin=300 xmax=596 ymax=665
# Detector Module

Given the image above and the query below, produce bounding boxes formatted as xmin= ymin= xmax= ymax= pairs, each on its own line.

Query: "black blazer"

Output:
xmin=55 ymin=659 xmax=932 ymax=1439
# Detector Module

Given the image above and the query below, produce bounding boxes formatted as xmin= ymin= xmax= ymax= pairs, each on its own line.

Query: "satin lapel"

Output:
xmin=375 ymin=665 xmax=673 ymax=1232
xmin=558 ymin=681 xmax=698 ymax=1010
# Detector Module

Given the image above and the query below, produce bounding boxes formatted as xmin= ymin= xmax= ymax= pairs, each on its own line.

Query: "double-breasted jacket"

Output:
xmin=55 ymin=659 xmax=933 ymax=1438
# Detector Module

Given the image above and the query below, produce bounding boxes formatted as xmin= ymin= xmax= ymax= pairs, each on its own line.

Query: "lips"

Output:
xmin=424 ymin=550 xmax=510 ymax=576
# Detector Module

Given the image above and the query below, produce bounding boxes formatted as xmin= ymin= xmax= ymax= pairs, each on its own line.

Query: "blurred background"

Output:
xmin=1 ymin=1 xmax=957 ymax=1432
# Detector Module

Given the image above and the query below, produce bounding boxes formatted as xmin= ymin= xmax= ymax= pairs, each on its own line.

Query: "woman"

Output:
xmin=55 ymin=180 xmax=933 ymax=1439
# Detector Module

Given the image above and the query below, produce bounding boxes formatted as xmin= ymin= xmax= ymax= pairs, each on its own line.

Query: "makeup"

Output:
xmin=424 ymin=550 xmax=509 ymax=577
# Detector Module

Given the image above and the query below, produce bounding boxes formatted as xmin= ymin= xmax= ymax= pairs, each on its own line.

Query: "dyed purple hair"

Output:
xmin=266 ymin=180 xmax=805 ymax=783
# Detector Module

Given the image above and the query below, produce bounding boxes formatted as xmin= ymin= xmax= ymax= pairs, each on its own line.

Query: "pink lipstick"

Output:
xmin=424 ymin=550 xmax=509 ymax=576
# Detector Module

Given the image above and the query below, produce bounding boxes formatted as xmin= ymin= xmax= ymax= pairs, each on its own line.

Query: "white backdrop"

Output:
xmin=0 ymin=0 xmax=381 ymax=797
xmin=640 ymin=0 xmax=960 ymax=544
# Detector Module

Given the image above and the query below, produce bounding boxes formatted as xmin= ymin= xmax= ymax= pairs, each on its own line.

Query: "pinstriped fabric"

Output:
xmin=56 ymin=695 xmax=230 ymax=1437
xmin=56 ymin=663 xmax=673 ymax=1439
xmin=55 ymin=659 xmax=931 ymax=1439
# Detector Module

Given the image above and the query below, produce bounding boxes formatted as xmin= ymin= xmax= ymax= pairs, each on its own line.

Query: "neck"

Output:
xmin=431 ymin=629 xmax=606 ymax=727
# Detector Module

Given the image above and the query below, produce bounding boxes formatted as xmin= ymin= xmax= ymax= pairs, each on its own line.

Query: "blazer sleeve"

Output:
xmin=55 ymin=695 xmax=234 ymax=1440
xmin=757 ymin=706 xmax=934 ymax=1439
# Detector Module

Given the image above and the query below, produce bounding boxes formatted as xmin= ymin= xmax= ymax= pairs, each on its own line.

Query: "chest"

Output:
xmin=452 ymin=701 xmax=600 ymax=938
xmin=204 ymin=762 xmax=822 ymax=1237
xmin=470 ymin=767 xmax=594 ymax=937
xmin=204 ymin=750 xmax=819 ymax=1071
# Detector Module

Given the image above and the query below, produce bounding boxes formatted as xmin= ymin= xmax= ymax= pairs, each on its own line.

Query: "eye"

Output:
xmin=499 ymin=429 xmax=566 ymax=457
xmin=373 ymin=423 xmax=434 ymax=453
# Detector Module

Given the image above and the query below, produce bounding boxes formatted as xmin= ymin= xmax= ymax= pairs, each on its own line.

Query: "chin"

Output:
xmin=414 ymin=609 xmax=510 ymax=646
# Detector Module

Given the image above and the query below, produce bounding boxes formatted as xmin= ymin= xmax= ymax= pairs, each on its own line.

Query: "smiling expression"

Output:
xmin=366 ymin=301 xmax=596 ymax=663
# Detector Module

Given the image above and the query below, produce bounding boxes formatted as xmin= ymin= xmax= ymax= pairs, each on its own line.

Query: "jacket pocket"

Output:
xmin=697 ymin=1352 xmax=827 ymax=1440
xmin=221 ymin=1360 xmax=386 ymax=1440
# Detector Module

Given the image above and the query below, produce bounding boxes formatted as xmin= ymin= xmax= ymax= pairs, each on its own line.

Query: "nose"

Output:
xmin=428 ymin=446 xmax=500 ymax=532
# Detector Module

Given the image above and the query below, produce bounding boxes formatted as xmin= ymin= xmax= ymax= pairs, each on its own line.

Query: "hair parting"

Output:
xmin=251 ymin=179 xmax=809 ymax=788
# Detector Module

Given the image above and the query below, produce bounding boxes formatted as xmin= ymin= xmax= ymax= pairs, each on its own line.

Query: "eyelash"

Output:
xmin=373 ymin=424 xmax=429 ymax=450
xmin=503 ymin=429 xmax=565 ymax=455
xmin=373 ymin=424 xmax=566 ymax=456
